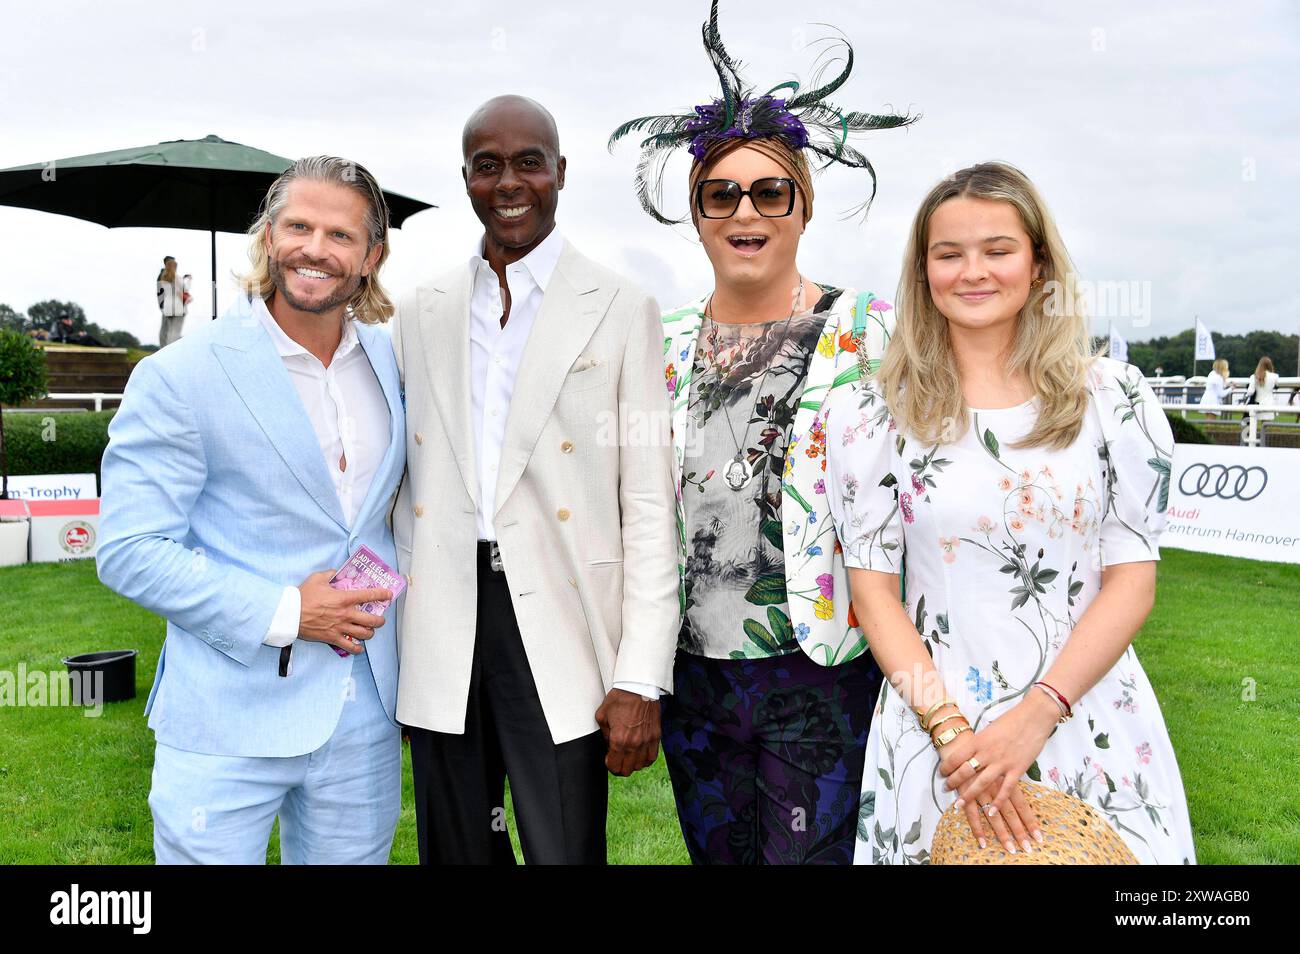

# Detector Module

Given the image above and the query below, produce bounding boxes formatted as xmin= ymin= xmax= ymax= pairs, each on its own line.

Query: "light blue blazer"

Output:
xmin=97 ymin=294 xmax=406 ymax=758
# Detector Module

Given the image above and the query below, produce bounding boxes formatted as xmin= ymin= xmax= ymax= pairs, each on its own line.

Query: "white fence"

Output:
xmin=1150 ymin=375 xmax=1300 ymax=408
xmin=33 ymin=392 xmax=124 ymax=412
xmin=32 ymin=379 xmax=1300 ymax=446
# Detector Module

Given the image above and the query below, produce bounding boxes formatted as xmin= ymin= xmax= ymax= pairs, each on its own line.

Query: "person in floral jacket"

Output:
xmin=611 ymin=1 xmax=913 ymax=862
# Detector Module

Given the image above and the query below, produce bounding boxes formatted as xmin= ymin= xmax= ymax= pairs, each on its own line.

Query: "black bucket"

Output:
xmin=61 ymin=650 xmax=139 ymax=705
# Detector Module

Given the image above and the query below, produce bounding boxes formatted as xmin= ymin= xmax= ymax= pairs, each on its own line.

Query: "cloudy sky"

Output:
xmin=1 ymin=0 xmax=1296 ymax=346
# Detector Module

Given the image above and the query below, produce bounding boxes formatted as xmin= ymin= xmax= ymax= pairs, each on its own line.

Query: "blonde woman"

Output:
xmin=1245 ymin=356 xmax=1279 ymax=422
xmin=1199 ymin=358 xmax=1231 ymax=418
xmin=825 ymin=162 xmax=1195 ymax=864
xmin=156 ymin=256 xmax=189 ymax=346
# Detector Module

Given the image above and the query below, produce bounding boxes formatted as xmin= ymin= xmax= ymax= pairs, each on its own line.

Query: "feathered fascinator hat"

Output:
xmin=609 ymin=0 xmax=917 ymax=225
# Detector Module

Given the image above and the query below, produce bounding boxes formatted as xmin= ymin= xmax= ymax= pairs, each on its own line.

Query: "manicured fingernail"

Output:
xmin=1034 ymin=830 xmax=1045 ymax=844
xmin=1005 ymin=841 xmax=1017 ymax=854
xmin=1022 ymin=839 xmax=1033 ymax=853
xmin=954 ymin=798 xmax=965 ymax=810
xmin=978 ymin=838 xmax=987 ymax=849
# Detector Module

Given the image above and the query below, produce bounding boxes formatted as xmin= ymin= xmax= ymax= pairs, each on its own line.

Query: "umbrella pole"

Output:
xmin=210 ymin=227 xmax=217 ymax=321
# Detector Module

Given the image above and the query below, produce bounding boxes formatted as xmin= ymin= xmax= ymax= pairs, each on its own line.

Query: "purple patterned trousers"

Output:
xmin=660 ymin=649 xmax=880 ymax=864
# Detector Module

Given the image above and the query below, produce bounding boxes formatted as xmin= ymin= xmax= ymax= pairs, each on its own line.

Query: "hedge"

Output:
xmin=0 ymin=407 xmax=1217 ymax=489
xmin=1165 ymin=411 xmax=1209 ymax=445
xmin=2 ymin=410 xmax=116 ymax=482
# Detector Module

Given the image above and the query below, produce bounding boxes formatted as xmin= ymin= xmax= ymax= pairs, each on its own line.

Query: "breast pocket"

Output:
xmin=559 ymin=361 xmax=609 ymax=395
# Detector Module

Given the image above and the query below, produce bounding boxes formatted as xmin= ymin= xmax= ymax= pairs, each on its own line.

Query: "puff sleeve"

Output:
xmin=825 ymin=383 xmax=905 ymax=573
xmin=1091 ymin=358 xmax=1176 ymax=567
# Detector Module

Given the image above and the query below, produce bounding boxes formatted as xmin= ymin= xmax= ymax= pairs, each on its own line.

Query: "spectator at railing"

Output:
xmin=1245 ymin=356 xmax=1279 ymax=422
xmin=47 ymin=314 xmax=104 ymax=347
xmin=1198 ymin=358 xmax=1231 ymax=418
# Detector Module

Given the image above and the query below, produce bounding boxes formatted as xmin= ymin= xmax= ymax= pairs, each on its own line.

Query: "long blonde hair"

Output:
xmin=237 ymin=156 xmax=394 ymax=324
xmin=877 ymin=161 xmax=1095 ymax=450
xmin=1212 ymin=358 xmax=1229 ymax=380
xmin=1255 ymin=356 xmax=1274 ymax=384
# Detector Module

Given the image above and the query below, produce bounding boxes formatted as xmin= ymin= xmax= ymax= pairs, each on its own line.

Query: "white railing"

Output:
xmin=40 ymin=392 xmax=124 ymax=412
xmin=1150 ymin=376 xmax=1300 ymax=408
xmin=1161 ymin=402 xmax=1298 ymax=448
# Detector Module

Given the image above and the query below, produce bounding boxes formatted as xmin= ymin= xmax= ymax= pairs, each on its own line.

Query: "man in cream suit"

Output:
xmin=392 ymin=95 xmax=679 ymax=864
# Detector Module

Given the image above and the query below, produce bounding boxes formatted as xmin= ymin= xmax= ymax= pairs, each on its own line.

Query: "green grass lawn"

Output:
xmin=1 ymin=550 xmax=1296 ymax=864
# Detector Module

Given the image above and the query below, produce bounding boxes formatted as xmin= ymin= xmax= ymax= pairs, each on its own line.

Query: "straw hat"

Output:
xmin=931 ymin=780 xmax=1138 ymax=865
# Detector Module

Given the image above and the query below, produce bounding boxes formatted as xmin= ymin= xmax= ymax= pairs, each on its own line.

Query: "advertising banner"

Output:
xmin=5 ymin=474 xmax=98 ymax=501
xmin=1163 ymin=444 xmax=1298 ymax=564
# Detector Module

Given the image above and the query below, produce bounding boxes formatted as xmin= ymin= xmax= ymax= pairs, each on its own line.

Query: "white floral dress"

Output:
xmin=825 ymin=358 xmax=1196 ymax=864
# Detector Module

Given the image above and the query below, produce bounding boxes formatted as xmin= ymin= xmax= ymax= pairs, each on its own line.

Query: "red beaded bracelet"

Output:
xmin=1034 ymin=680 xmax=1073 ymax=720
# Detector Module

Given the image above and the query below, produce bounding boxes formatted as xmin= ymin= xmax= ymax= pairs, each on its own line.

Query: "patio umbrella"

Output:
xmin=0 ymin=134 xmax=434 ymax=320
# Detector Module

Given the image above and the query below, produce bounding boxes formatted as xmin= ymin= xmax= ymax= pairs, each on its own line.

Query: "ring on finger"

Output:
xmin=967 ymin=757 xmax=982 ymax=772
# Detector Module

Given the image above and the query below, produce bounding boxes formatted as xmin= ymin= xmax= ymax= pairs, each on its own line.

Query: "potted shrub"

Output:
xmin=0 ymin=330 xmax=49 ymax=564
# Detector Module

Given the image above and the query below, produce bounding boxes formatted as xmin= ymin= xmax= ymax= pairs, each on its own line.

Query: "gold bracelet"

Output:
xmin=933 ymin=724 xmax=970 ymax=749
xmin=927 ymin=712 xmax=968 ymax=736
xmin=917 ymin=698 xmax=957 ymax=732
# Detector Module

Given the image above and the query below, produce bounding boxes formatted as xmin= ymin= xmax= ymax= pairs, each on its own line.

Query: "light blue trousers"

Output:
xmin=149 ymin=648 xmax=400 ymax=864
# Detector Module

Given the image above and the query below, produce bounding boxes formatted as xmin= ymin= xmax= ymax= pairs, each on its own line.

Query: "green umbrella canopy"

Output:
xmin=0 ymin=134 xmax=435 ymax=320
xmin=0 ymin=134 xmax=433 ymax=231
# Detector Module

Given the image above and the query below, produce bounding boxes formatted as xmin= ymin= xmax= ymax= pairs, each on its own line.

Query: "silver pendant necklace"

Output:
xmin=704 ymin=278 xmax=804 ymax=493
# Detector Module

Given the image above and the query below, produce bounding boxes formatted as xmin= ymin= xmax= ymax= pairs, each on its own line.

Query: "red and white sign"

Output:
xmin=28 ymin=499 xmax=100 ymax=563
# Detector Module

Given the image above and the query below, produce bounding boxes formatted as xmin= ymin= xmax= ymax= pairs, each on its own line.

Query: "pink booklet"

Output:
xmin=326 ymin=545 xmax=406 ymax=657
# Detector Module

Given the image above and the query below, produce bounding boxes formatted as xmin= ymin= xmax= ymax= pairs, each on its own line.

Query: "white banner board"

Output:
xmin=5 ymin=474 xmax=98 ymax=501
xmin=1163 ymin=444 xmax=1299 ymax=564
xmin=27 ymin=499 xmax=99 ymax=563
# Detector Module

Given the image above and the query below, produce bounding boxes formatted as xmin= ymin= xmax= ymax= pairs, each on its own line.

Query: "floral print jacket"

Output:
xmin=661 ymin=286 xmax=893 ymax=665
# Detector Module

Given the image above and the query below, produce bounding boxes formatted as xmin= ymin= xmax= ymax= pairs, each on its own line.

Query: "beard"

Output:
xmin=268 ymin=254 xmax=363 ymax=314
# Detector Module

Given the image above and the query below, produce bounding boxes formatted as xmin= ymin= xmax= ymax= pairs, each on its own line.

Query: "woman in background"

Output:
xmin=156 ymin=255 xmax=189 ymax=347
xmin=1245 ymin=356 xmax=1278 ymax=422
xmin=1198 ymin=358 xmax=1231 ymax=418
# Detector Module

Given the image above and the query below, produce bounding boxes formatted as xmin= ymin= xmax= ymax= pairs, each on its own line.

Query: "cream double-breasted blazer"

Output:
xmin=391 ymin=241 xmax=680 ymax=744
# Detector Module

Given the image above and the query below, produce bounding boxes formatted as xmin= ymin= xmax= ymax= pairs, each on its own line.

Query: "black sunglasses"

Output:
xmin=695 ymin=177 xmax=797 ymax=219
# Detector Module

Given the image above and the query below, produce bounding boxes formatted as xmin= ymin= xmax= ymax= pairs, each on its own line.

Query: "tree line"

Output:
xmin=1099 ymin=328 xmax=1297 ymax=378
xmin=0 ymin=300 xmax=145 ymax=350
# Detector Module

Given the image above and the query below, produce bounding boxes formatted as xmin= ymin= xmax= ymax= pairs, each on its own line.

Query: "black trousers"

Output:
xmin=408 ymin=543 xmax=608 ymax=865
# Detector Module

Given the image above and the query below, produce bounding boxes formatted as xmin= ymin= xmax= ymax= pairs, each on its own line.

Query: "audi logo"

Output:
xmin=1178 ymin=463 xmax=1268 ymax=501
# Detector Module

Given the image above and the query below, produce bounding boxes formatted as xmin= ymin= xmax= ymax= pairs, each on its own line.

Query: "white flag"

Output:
xmin=1108 ymin=326 xmax=1128 ymax=363
xmin=1195 ymin=318 xmax=1216 ymax=361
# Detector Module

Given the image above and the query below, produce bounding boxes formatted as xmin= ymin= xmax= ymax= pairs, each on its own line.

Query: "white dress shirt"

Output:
xmin=254 ymin=296 xmax=391 ymax=647
xmin=467 ymin=229 xmax=661 ymax=700
xmin=469 ymin=226 xmax=565 ymax=541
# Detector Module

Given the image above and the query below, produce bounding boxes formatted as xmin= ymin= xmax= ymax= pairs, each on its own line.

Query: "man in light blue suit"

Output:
xmin=98 ymin=157 xmax=407 ymax=864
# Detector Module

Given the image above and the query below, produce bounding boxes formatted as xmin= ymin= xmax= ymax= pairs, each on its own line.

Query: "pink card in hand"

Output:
xmin=326 ymin=545 xmax=406 ymax=657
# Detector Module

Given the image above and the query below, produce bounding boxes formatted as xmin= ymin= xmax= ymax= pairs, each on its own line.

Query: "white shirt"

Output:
xmin=1245 ymin=371 xmax=1278 ymax=405
xmin=157 ymin=275 xmax=189 ymax=317
xmin=469 ymin=227 xmax=565 ymax=540
xmin=467 ymin=230 xmax=661 ymax=700
xmin=253 ymin=296 xmax=392 ymax=647
xmin=1199 ymin=371 xmax=1230 ymax=406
